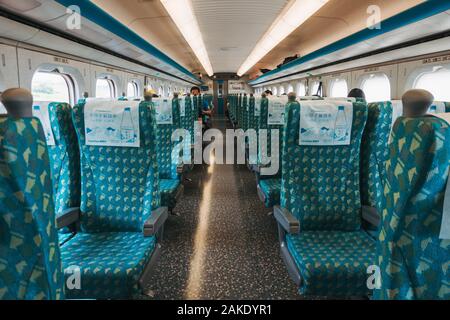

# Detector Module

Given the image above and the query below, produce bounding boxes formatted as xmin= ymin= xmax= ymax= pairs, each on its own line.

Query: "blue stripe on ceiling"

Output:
xmin=249 ymin=0 xmax=450 ymax=85
xmin=55 ymin=0 xmax=200 ymax=83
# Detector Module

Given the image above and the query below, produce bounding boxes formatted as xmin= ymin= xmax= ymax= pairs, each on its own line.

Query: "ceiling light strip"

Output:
xmin=161 ymin=0 xmax=214 ymax=76
xmin=237 ymin=0 xmax=329 ymax=76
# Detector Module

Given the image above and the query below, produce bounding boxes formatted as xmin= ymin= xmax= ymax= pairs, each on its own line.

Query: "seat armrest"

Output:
xmin=143 ymin=207 xmax=168 ymax=237
xmin=362 ymin=206 xmax=381 ymax=228
xmin=274 ymin=205 xmax=300 ymax=234
xmin=56 ymin=207 xmax=80 ymax=229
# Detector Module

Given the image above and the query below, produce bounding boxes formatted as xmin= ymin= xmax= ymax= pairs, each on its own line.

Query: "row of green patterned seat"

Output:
xmin=0 ymin=89 xmax=202 ymax=299
xmin=273 ymin=93 xmax=450 ymax=299
xmin=360 ymin=100 xmax=450 ymax=229
xmin=0 ymin=89 xmax=170 ymax=299
xmin=254 ymin=95 xmax=287 ymax=208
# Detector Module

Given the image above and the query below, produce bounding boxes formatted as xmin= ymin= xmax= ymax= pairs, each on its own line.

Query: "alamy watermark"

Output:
xmin=66 ymin=5 xmax=82 ymax=30
xmin=171 ymin=126 xmax=280 ymax=176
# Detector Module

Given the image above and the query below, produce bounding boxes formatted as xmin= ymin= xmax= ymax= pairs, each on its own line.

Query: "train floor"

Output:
xmin=144 ymin=116 xmax=300 ymax=300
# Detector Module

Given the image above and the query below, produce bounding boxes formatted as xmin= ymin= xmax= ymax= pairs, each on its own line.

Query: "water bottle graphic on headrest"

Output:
xmin=120 ymin=107 xmax=137 ymax=143
xmin=334 ymin=105 xmax=348 ymax=142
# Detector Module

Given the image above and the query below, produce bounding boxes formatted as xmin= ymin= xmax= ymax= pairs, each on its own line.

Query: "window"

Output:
xmin=279 ymin=86 xmax=285 ymax=95
xmin=31 ymin=71 xmax=73 ymax=104
xmin=361 ymin=73 xmax=391 ymax=102
xmin=127 ymin=81 xmax=139 ymax=97
xmin=413 ymin=67 xmax=450 ymax=101
xmin=287 ymin=85 xmax=294 ymax=94
xmin=158 ymin=86 xmax=164 ymax=97
xmin=296 ymin=82 xmax=306 ymax=96
xmin=272 ymin=87 xmax=278 ymax=96
xmin=329 ymin=78 xmax=348 ymax=97
xmin=96 ymin=78 xmax=116 ymax=98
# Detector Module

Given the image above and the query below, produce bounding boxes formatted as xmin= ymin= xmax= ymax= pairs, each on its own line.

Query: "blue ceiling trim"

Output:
xmin=55 ymin=0 xmax=201 ymax=83
xmin=249 ymin=0 xmax=450 ymax=85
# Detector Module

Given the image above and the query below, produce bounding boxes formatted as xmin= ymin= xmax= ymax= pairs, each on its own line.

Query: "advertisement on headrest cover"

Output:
xmin=32 ymin=102 xmax=56 ymax=146
xmin=324 ymin=97 xmax=356 ymax=102
xmin=255 ymin=97 xmax=261 ymax=117
xmin=180 ymin=99 xmax=186 ymax=117
xmin=267 ymin=98 xmax=286 ymax=125
xmin=299 ymin=101 xmax=353 ymax=146
xmin=0 ymin=102 xmax=6 ymax=114
xmin=154 ymin=98 xmax=173 ymax=125
xmin=84 ymin=100 xmax=140 ymax=147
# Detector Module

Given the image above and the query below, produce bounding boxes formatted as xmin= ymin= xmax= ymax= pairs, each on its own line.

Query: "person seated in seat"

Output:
xmin=348 ymin=88 xmax=366 ymax=100
xmin=402 ymin=89 xmax=434 ymax=117
xmin=264 ymin=90 xmax=273 ymax=96
xmin=191 ymin=86 xmax=212 ymax=130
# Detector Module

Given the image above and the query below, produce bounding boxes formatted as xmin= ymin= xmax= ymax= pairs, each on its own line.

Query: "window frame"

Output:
xmin=296 ymin=81 xmax=307 ymax=97
xmin=359 ymin=72 xmax=391 ymax=103
xmin=95 ymin=77 xmax=116 ymax=99
xmin=411 ymin=65 xmax=450 ymax=101
xmin=328 ymin=78 xmax=349 ymax=98
xmin=127 ymin=80 xmax=139 ymax=98
xmin=31 ymin=70 xmax=76 ymax=105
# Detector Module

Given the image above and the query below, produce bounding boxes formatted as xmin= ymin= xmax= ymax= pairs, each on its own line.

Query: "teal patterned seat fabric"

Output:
xmin=192 ymin=95 xmax=198 ymax=120
xmin=156 ymin=98 xmax=182 ymax=209
xmin=47 ymin=103 xmax=80 ymax=216
xmin=443 ymin=102 xmax=450 ymax=112
xmin=287 ymin=231 xmax=376 ymax=297
xmin=281 ymin=101 xmax=377 ymax=297
xmin=160 ymin=179 xmax=180 ymax=211
xmin=374 ymin=115 xmax=450 ymax=300
xmin=0 ymin=117 xmax=64 ymax=300
xmin=258 ymin=178 xmax=281 ymax=208
xmin=237 ymin=94 xmax=243 ymax=127
xmin=247 ymin=95 xmax=257 ymax=131
xmin=63 ymin=100 xmax=162 ymax=299
xmin=229 ymin=94 xmax=237 ymax=123
xmin=61 ymin=232 xmax=156 ymax=299
xmin=181 ymin=96 xmax=194 ymax=145
xmin=360 ymin=102 xmax=393 ymax=210
xmin=257 ymin=97 xmax=284 ymax=179
xmin=242 ymin=95 xmax=249 ymax=131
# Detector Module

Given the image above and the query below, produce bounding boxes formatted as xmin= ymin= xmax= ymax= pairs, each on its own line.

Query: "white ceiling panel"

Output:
xmin=191 ymin=0 xmax=289 ymax=73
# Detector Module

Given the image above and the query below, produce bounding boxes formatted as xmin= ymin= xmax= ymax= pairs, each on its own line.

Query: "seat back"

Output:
xmin=375 ymin=113 xmax=450 ymax=300
xmin=247 ymin=95 xmax=257 ymax=131
xmin=154 ymin=97 xmax=181 ymax=180
xmin=181 ymin=95 xmax=194 ymax=144
xmin=72 ymin=99 xmax=160 ymax=233
xmin=33 ymin=102 xmax=80 ymax=216
xmin=0 ymin=115 xmax=64 ymax=300
xmin=258 ymin=96 xmax=287 ymax=177
xmin=360 ymin=102 xmax=393 ymax=210
xmin=281 ymin=100 xmax=368 ymax=231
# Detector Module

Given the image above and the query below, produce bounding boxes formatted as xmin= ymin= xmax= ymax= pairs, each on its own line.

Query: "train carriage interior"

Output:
xmin=0 ymin=0 xmax=450 ymax=307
